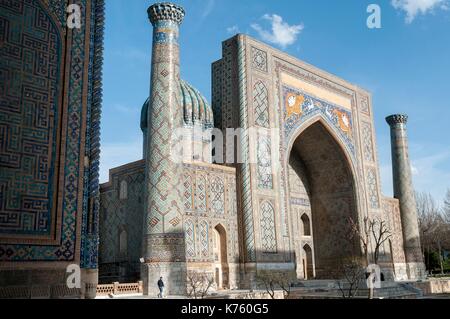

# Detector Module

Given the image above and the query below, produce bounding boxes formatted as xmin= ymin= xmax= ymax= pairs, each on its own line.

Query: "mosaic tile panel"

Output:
xmin=257 ymin=135 xmax=273 ymax=189
xmin=211 ymin=177 xmax=224 ymax=215
xmin=183 ymin=174 xmax=194 ymax=211
xmin=99 ymin=164 xmax=145 ymax=267
xmin=362 ymin=122 xmax=375 ymax=162
xmin=282 ymin=85 xmax=355 ymax=158
xmin=0 ymin=0 xmax=104 ymax=266
xmin=227 ymin=178 xmax=237 ymax=216
xmin=237 ymin=36 xmax=256 ymax=262
xmin=253 ymin=81 xmax=270 ymax=128
xmin=251 ymin=47 xmax=268 ymax=72
xmin=196 ymin=175 xmax=207 ymax=213
xmin=0 ymin=0 xmax=63 ymax=238
xmin=367 ymin=168 xmax=380 ymax=209
xmin=199 ymin=220 xmax=209 ymax=257
xmin=260 ymin=201 xmax=277 ymax=253
xmin=80 ymin=0 xmax=105 ymax=269
xmin=144 ymin=15 xmax=184 ymax=238
xmin=185 ymin=220 xmax=196 ymax=258
xmin=360 ymin=96 xmax=370 ymax=115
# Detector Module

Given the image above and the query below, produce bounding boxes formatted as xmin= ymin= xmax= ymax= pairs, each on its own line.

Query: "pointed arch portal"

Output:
xmin=213 ymin=224 xmax=229 ymax=289
xmin=289 ymin=121 xmax=360 ymax=279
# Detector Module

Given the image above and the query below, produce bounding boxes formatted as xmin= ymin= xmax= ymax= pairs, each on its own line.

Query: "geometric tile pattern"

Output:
xmin=211 ymin=177 xmax=224 ymax=215
xmin=362 ymin=122 xmax=375 ymax=162
xmin=199 ymin=220 xmax=209 ymax=257
xmin=382 ymin=198 xmax=405 ymax=264
xmin=144 ymin=19 xmax=184 ymax=237
xmin=360 ymin=96 xmax=370 ymax=115
xmin=80 ymin=0 xmax=106 ymax=269
xmin=120 ymin=181 xmax=128 ymax=200
xmin=183 ymin=174 xmax=193 ymax=211
xmin=0 ymin=0 xmax=62 ymax=237
xmin=0 ymin=0 xmax=104 ymax=267
xmin=260 ymin=201 xmax=277 ymax=253
xmin=257 ymin=135 xmax=273 ymax=189
xmin=253 ymin=81 xmax=270 ymax=128
xmin=99 ymin=164 xmax=145 ymax=269
xmin=237 ymin=37 xmax=256 ymax=262
xmin=211 ymin=60 xmax=223 ymax=129
xmin=367 ymin=168 xmax=380 ymax=209
xmin=196 ymin=175 xmax=207 ymax=213
xmin=251 ymin=47 xmax=268 ymax=73
xmin=185 ymin=220 xmax=196 ymax=258
xmin=227 ymin=180 xmax=237 ymax=216
xmin=181 ymin=162 xmax=238 ymax=265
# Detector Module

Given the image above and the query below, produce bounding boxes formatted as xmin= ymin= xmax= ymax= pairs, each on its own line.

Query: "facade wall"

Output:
xmin=99 ymin=161 xmax=240 ymax=289
xmin=0 ymin=0 xmax=105 ymax=298
xmin=212 ymin=35 xmax=407 ymax=285
xmin=99 ymin=160 xmax=145 ymax=283
xmin=182 ymin=162 xmax=239 ymax=289
xmin=99 ymin=33 xmax=411 ymax=290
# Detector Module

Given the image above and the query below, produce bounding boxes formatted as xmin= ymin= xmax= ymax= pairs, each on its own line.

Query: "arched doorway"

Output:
xmin=213 ymin=224 xmax=229 ymax=289
xmin=288 ymin=121 xmax=359 ymax=279
xmin=303 ymin=244 xmax=314 ymax=280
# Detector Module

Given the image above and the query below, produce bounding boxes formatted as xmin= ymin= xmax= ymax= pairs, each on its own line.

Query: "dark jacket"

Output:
xmin=157 ymin=279 xmax=164 ymax=288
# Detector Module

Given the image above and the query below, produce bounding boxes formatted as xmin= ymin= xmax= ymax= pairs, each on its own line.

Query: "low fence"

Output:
xmin=96 ymin=281 xmax=143 ymax=296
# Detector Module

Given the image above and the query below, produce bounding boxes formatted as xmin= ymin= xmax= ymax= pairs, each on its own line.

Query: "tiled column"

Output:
xmin=386 ymin=114 xmax=425 ymax=280
xmin=142 ymin=3 xmax=186 ymax=296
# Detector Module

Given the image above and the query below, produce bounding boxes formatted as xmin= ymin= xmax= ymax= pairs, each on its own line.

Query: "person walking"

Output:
xmin=157 ymin=277 xmax=165 ymax=298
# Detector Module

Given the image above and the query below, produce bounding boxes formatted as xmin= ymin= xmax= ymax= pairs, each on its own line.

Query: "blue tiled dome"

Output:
xmin=141 ymin=80 xmax=213 ymax=131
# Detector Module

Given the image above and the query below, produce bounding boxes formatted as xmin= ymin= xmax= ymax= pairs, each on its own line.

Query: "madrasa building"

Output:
xmin=97 ymin=3 xmax=425 ymax=296
xmin=0 ymin=0 xmax=425 ymax=298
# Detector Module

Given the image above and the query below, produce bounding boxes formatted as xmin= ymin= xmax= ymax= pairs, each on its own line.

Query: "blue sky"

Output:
xmin=100 ymin=0 xmax=450 ymax=205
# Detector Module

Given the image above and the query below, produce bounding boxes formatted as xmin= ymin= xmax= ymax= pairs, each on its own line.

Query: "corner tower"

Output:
xmin=142 ymin=2 xmax=186 ymax=296
xmin=386 ymin=114 xmax=425 ymax=280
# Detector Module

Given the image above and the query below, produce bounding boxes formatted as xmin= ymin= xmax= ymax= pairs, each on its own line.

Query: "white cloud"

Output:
xmin=227 ymin=25 xmax=240 ymax=35
xmin=251 ymin=14 xmax=304 ymax=49
xmin=112 ymin=103 xmax=139 ymax=115
xmin=201 ymin=0 xmax=215 ymax=19
xmin=99 ymin=141 xmax=142 ymax=183
xmin=381 ymin=150 xmax=450 ymax=205
xmin=391 ymin=0 xmax=449 ymax=23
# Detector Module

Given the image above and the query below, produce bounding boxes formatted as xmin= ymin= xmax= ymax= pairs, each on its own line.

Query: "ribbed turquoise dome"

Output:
xmin=141 ymin=80 xmax=213 ymax=131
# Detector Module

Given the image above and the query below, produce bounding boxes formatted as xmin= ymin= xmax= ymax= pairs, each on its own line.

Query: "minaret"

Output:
xmin=386 ymin=114 xmax=425 ymax=280
xmin=142 ymin=3 xmax=186 ymax=296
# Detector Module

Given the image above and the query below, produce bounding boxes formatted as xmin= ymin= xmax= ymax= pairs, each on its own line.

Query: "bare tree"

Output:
xmin=348 ymin=216 xmax=391 ymax=299
xmin=444 ymin=189 xmax=450 ymax=224
xmin=256 ymin=272 xmax=276 ymax=299
xmin=348 ymin=216 xmax=392 ymax=266
xmin=431 ymin=215 xmax=449 ymax=275
xmin=275 ymin=272 xmax=297 ymax=299
xmin=416 ymin=191 xmax=449 ymax=275
xmin=416 ymin=191 xmax=440 ymax=258
xmin=335 ymin=257 xmax=366 ymax=299
xmin=187 ymin=272 xmax=215 ymax=299
xmin=256 ymin=271 xmax=296 ymax=299
xmin=371 ymin=218 xmax=392 ymax=265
